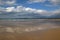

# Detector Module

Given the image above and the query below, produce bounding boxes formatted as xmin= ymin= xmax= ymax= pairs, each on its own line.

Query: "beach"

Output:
xmin=0 ymin=19 xmax=60 ymax=40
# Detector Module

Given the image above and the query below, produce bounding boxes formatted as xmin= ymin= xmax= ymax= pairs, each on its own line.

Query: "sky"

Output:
xmin=0 ymin=0 xmax=60 ymax=18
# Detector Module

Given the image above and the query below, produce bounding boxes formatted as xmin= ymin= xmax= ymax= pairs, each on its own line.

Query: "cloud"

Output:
xmin=28 ymin=0 xmax=60 ymax=6
xmin=0 ymin=0 xmax=16 ymax=5
xmin=5 ymin=6 xmax=50 ymax=16
xmin=0 ymin=6 xmax=60 ymax=16
xmin=51 ymin=9 xmax=60 ymax=14
xmin=49 ymin=0 xmax=60 ymax=5
xmin=0 ymin=0 xmax=60 ymax=6
xmin=6 ymin=7 xmax=15 ymax=12
xmin=28 ymin=0 xmax=46 ymax=3
xmin=0 ymin=7 xmax=6 ymax=13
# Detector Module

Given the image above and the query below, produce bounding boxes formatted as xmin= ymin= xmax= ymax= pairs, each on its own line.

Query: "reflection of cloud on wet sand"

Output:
xmin=0 ymin=28 xmax=60 ymax=40
xmin=0 ymin=19 xmax=60 ymax=33
xmin=0 ymin=19 xmax=60 ymax=40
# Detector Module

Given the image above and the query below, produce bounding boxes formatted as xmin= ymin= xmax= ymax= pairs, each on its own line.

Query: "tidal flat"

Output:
xmin=0 ymin=19 xmax=60 ymax=40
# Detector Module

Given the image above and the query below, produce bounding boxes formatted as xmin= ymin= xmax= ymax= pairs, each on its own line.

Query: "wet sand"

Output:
xmin=0 ymin=19 xmax=60 ymax=40
xmin=0 ymin=28 xmax=60 ymax=40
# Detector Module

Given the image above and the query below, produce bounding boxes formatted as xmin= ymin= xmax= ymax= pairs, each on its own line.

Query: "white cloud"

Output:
xmin=0 ymin=0 xmax=16 ymax=5
xmin=51 ymin=9 xmax=60 ymax=14
xmin=5 ymin=6 xmax=50 ymax=16
xmin=28 ymin=0 xmax=46 ymax=3
xmin=28 ymin=0 xmax=60 ymax=6
xmin=25 ymin=7 xmax=36 ymax=13
xmin=6 ymin=7 xmax=15 ymax=12
xmin=0 ymin=6 xmax=60 ymax=16
xmin=6 ymin=0 xmax=15 ymax=5
xmin=0 ymin=7 xmax=6 ymax=12
xmin=49 ymin=0 xmax=60 ymax=5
